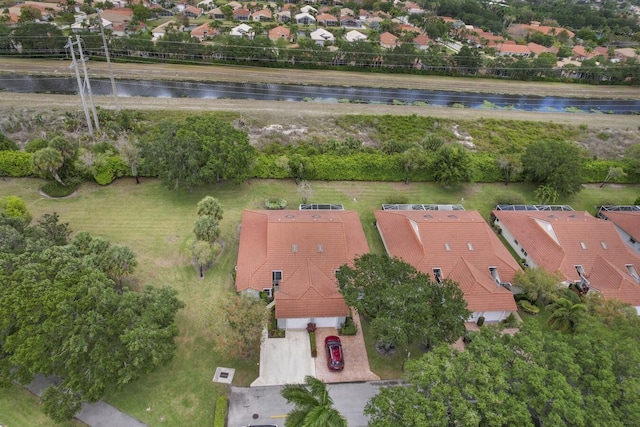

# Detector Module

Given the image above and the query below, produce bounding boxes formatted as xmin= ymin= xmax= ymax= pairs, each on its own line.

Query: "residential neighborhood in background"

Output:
xmin=1 ymin=0 xmax=638 ymax=82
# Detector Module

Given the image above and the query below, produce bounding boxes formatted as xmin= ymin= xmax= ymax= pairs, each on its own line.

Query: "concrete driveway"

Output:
xmin=251 ymin=329 xmax=315 ymax=387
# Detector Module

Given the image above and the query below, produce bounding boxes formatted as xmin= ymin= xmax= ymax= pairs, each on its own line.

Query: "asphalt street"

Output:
xmin=228 ymin=381 xmax=403 ymax=427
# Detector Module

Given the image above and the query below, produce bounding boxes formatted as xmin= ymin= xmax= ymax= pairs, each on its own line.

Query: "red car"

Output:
xmin=325 ymin=335 xmax=344 ymax=371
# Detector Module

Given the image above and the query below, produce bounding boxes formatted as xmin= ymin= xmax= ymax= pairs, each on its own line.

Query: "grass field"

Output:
xmin=2 ymin=177 xmax=639 ymax=426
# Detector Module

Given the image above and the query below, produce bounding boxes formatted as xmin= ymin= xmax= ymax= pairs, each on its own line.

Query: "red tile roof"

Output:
xmin=236 ymin=210 xmax=369 ymax=319
xmin=493 ymin=210 xmax=640 ymax=306
xmin=374 ymin=210 xmax=519 ymax=313
xmin=600 ymin=210 xmax=640 ymax=241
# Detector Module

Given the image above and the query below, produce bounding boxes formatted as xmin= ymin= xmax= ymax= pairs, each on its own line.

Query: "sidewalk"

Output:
xmin=25 ymin=375 xmax=148 ymax=427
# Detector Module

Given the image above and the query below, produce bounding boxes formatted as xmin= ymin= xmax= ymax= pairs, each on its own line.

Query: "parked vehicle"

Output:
xmin=325 ymin=335 xmax=344 ymax=371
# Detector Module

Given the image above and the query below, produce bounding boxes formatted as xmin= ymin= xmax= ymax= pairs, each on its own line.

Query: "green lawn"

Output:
xmin=1 ymin=177 xmax=639 ymax=425
xmin=0 ymin=385 xmax=84 ymax=427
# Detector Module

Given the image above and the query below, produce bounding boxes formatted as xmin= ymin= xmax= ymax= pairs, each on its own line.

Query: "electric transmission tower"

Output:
xmin=66 ymin=35 xmax=100 ymax=136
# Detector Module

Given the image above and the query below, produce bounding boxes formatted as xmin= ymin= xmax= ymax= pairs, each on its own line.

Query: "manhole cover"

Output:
xmin=253 ymin=413 xmax=259 ymax=419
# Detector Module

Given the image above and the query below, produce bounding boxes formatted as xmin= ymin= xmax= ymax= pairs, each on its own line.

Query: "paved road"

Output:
xmin=229 ymin=381 xmax=402 ymax=427
xmin=25 ymin=375 xmax=147 ymax=427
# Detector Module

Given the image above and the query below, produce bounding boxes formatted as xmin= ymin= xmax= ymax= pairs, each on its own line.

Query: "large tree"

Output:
xmin=367 ymin=319 xmax=640 ymax=427
xmin=281 ymin=376 xmax=347 ymax=427
xmin=0 ymin=212 xmax=183 ymax=421
xmin=337 ymin=254 xmax=470 ymax=351
xmin=138 ymin=116 xmax=255 ymax=190
xmin=32 ymin=147 xmax=65 ymax=185
xmin=210 ymin=293 xmax=267 ymax=359
xmin=430 ymin=144 xmax=474 ymax=188
xmin=522 ymin=140 xmax=586 ymax=196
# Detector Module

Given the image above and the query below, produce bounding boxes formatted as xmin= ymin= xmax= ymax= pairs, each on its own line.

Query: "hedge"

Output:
xmin=583 ymin=159 xmax=633 ymax=184
xmin=214 ymin=395 xmax=227 ymax=427
xmin=0 ymin=150 xmax=33 ymax=177
xmin=92 ymin=155 xmax=130 ymax=185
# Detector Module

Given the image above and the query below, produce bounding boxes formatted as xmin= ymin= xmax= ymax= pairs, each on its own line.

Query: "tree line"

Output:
xmin=0 ymin=200 xmax=184 ymax=421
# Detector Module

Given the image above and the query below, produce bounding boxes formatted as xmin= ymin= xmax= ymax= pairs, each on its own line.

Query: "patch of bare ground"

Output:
xmin=578 ymin=128 xmax=640 ymax=159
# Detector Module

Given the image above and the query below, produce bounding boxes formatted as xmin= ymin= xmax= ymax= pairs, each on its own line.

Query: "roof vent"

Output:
xmin=580 ymin=241 xmax=587 ymax=250
xmin=286 ymin=214 xmax=294 ymax=218
xmin=317 ymin=243 xmax=323 ymax=253
xmin=444 ymin=243 xmax=451 ymax=251
xmin=467 ymin=242 xmax=474 ymax=251
xmin=292 ymin=243 xmax=298 ymax=253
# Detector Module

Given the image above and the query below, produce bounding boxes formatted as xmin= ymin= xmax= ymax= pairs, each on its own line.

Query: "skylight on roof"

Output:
xmin=467 ymin=242 xmax=474 ymax=251
xmin=445 ymin=243 xmax=451 ymax=251
xmin=601 ymin=241 xmax=608 ymax=249
xmin=580 ymin=242 xmax=587 ymax=250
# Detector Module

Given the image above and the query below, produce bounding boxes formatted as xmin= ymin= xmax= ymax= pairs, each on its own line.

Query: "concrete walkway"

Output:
xmin=25 ymin=375 xmax=148 ymax=427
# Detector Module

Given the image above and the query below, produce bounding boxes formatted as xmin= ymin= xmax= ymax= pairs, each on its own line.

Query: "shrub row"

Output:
xmin=213 ymin=395 xmax=227 ymax=427
xmin=250 ymin=153 xmax=635 ymax=184
xmin=0 ymin=150 xmax=33 ymax=177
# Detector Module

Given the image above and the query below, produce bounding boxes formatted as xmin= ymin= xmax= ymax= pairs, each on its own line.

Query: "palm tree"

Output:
xmin=281 ymin=376 xmax=347 ymax=427
xmin=32 ymin=147 xmax=65 ymax=185
xmin=546 ymin=297 xmax=587 ymax=333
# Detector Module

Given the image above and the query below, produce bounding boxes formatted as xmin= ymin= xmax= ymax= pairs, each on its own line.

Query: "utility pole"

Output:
xmin=76 ymin=35 xmax=100 ymax=133
xmin=67 ymin=36 xmax=95 ymax=136
xmin=98 ymin=11 xmax=119 ymax=110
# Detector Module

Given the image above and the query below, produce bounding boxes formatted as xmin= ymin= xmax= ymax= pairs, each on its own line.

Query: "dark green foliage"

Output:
xmin=522 ymin=140 xmax=586 ymax=196
xmin=40 ymin=180 xmax=79 ymax=198
xmin=92 ymin=155 xmax=129 ymax=185
xmin=0 ymin=215 xmax=184 ymax=421
xmin=494 ymin=191 xmax=528 ymax=206
xmin=367 ymin=319 xmax=640 ymax=427
xmin=0 ymin=132 xmax=18 ymax=151
xmin=431 ymin=144 xmax=474 ymax=187
xmin=91 ymin=142 xmax=120 ymax=155
xmin=139 ymin=115 xmax=255 ymax=190
xmin=0 ymin=150 xmax=33 ymax=176
xmin=339 ymin=317 xmax=357 ymax=336
xmin=337 ymin=254 xmax=470 ymax=349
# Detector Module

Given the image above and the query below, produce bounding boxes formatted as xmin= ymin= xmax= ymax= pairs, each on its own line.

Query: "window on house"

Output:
xmin=514 ymin=239 xmax=519 ymax=245
xmin=626 ymin=264 xmax=640 ymax=281
xmin=575 ymin=265 xmax=585 ymax=276
xmin=432 ymin=268 xmax=443 ymax=284
xmin=630 ymin=238 xmax=637 ymax=244
xmin=272 ymin=270 xmax=283 ymax=287
xmin=489 ymin=267 xmax=500 ymax=285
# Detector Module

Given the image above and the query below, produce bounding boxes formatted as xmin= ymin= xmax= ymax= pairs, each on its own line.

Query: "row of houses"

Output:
xmin=234 ymin=204 xmax=640 ymax=331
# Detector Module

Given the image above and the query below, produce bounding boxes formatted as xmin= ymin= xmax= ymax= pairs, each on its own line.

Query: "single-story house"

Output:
xmin=208 ymin=7 xmax=225 ymax=20
xmin=310 ymin=27 xmax=335 ymax=45
xmin=375 ymin=208 xmax=519 ymax=322
xmin=344 ymin=29 xmax=367 ymax=42
xmin=379 ymin=32 xmax=399 ymax=49
xmin=268 ymin=25 xmax=293 ymax=42
xmin=252 ymin=9 xmax=272 ymax=22
xmin=317 ymin=13 xmax=338 ymax=26
xmin=229 ymin=23 xmax=254 ymax=38
xmin=235 ymin=209 xmax=369 ymax=330
xmin=295 ymin=12 xmax=316 ymax=25
xmin=191 ymin=22 xmax=218 ymax=41
xmin=233 ymin=7 xmax=251 ymax=21
xmin=493 ymin=207 xmax=640 ymax=314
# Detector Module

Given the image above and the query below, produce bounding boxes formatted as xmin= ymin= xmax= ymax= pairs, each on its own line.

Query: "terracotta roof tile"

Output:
xmin=236 ymin=210 xmax=369 ymax=319
xmin=375 ymin=210 xmax=519 ymax=313
xmin=600 ymin=210 xmax=640 ymax=242
xmin=493 ymin=210 xmax=640 ymax=307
